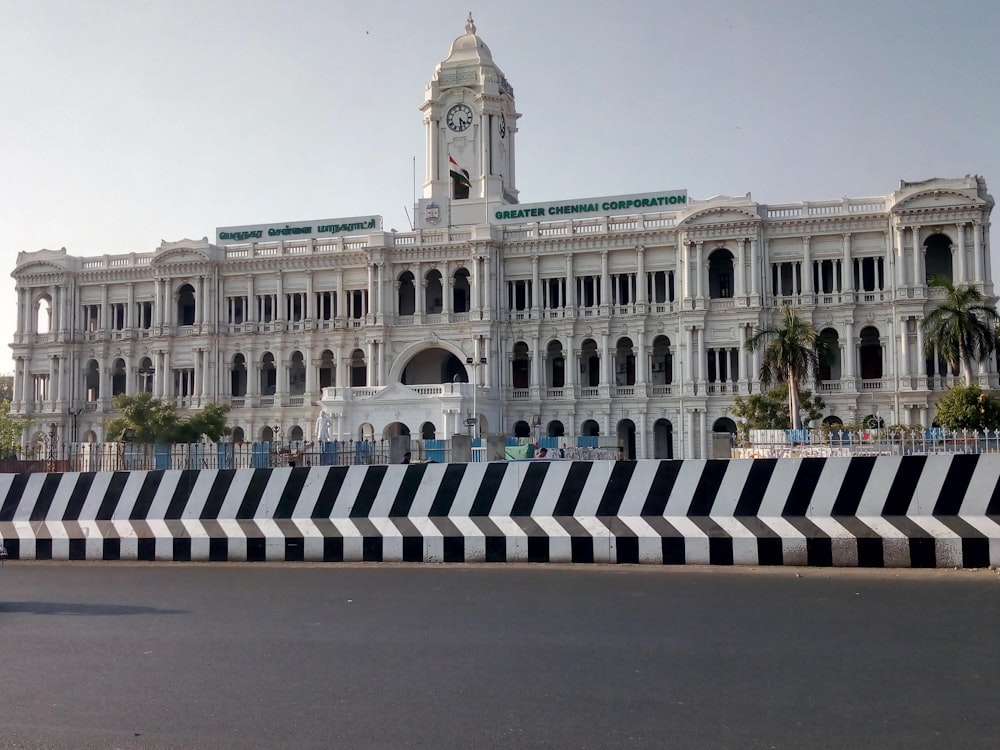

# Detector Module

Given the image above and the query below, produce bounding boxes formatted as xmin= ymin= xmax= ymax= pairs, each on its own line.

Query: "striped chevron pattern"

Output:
xmin=0 ymin=455 xmax=998 ymax=567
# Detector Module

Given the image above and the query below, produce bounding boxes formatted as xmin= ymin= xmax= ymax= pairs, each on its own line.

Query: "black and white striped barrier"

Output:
xmin=0 ymin=456 xmax=997 ymax=567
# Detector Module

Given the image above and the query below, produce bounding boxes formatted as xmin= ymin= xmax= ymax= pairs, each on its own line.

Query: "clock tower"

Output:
xmin=416 ymin=14 xmax=520 ymax=229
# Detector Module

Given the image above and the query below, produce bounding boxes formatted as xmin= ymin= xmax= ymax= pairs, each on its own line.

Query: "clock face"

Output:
xmin=446 ymin=104 xmax=473 ymax=132
xmin=498 ymin=112 xmax=506 ymax=138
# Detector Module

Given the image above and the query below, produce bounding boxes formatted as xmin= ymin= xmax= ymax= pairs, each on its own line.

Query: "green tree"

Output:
xmin=745 ymin=304 xmax=828 ymax=430
xmin=730 ymin=384 xmax=826 ymax=433
xmin=921 ymin=276 xmax=998 ymax=384
xmin=105 ymin=393 xmax=232 ymax=443
xmin=0 ymin=399 xmax=29 ymax=457
xmin=932 ymin=385 xmax=1000 ymax=431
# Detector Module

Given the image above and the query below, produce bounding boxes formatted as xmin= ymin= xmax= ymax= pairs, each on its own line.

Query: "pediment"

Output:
xmin=677 ymin=205 xmax=761 ymax=228
xmin=152 ymin=244 xmax=214 ymax=265
xmin=13 ymin=260 xmax=66 ymax=277
xmin=891 ymin=190 xmax=983 ymax=213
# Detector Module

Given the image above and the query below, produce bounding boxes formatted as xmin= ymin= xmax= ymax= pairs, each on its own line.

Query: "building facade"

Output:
xmin=9 ymin=16 xmax=997 ymax=459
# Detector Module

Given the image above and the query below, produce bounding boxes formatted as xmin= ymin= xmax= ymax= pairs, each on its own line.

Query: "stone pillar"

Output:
xmin=600 ymin=250 xmax=610 ymax=312
xmin=973 ymin=221 xmax=984 ymax=285
xmin=442 ymin=262 xmax=451 ymax=316
xmin=900 ymin=317 xmax=910 ymax=378
xmin=911 ymin=225 xmax=922 ymax=287
xmin=531 ymin=255 xmax=540 ymax=317
xmin=750 ymin=238 xmax=760 ymax=300
xmin=695 ymin=242 xmax=704 ymax=300
xmin=802 ymin=236 xmax=813 ymax=295
xmin=841 ymin=233 xmax=853 ymax=294
xmin=637 ymin=246 xmax=647 ymax=305
xmin=699 ymin=409 xmax=708 ymax=460
xmin=734 ymin=238 xmax=745 ymax=298
xmin=844 ymin=322 xmax=855 ymax=379
xmin=636 ymin=335 xmax=646 ymax=385
xmin=697 ymin=326 xmax=706 ymax=384
xmin=956 ymin=223 xmax=967 ymax=283
xmin=600 ymin=333 xmax=611 ymax=387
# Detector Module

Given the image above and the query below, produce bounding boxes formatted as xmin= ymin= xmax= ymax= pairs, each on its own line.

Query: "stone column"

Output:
xmin=530 ymin=255 xmax=540 ymax=319
xmin=899 ymin=317 xmax=910 ymax=378
xmin=802 ymin=236 xmax=813 ymax=295
xmin=734 ymin=238 xmax=745 ymax=298
xmin=911 ymin=225 xmax=922 ymax=287
xmin=695 ymin=242 xmax=704 ymax=300
xmin=306 ymin=271 xmax=314 ymax=321
xmin=637 ymin=246 xmax=647 ymax=306
xmin=973 ymin=221 xmax=984 ymax=285
xmin=699 ymin=409 xmax=708 ymax=460
xmin=956 ymin=223 xmax=967 ymax=283
xmin=841 ymin=233 xmax=853 ymax=295
xmin=600 ymin=333 xmax=611 ymax=386
xmin=750 ymin=237 xmax=760 ymax=300
xmin=844 ymin=322 xmax=855 ymax=379
xmin=600 ymin=251 xmax=610 ymax=312
xmin=636 ymin=335 xmax=646 ymax=385
xmin=442 ymin=262 xmax=451 ymax=316
xmin=698 ymin=327 xmax=707 ymax=384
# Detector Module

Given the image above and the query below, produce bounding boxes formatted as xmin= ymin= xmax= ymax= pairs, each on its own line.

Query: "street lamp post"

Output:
xmin=465 ymin=355 xmax=488 ymax=441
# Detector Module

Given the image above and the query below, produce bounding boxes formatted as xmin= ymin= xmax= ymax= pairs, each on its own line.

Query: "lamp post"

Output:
xmin=466 ymin=355 xmax=487 ymax=440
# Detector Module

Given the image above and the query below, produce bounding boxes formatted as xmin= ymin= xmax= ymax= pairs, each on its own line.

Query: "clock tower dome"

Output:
xmin=416 ymin=14 xmax=519 ymax=229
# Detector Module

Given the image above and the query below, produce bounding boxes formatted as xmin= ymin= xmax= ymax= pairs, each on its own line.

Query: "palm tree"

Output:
xmin=745 ymin=303 xmax=825 ymax=430
xmin=921 ymin=275 xmax=998 ymax=385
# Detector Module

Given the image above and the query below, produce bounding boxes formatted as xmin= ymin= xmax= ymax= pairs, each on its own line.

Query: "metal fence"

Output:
xmin=733 ymin=428 xmax=1000 ymax=458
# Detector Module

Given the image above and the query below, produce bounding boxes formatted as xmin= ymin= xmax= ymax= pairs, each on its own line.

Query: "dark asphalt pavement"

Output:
xmin=0 ymin=562 xmax=997 ymax=749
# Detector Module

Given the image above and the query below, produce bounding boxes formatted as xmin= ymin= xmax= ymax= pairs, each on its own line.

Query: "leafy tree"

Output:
xmin=921 ymin=276 xmax=998 ymax=384
xmin=0 ymin=399 xmax=29 ymax=457
xmin=730 ymin=384 xmax=825 ymax=434
xmin=932 ymin=385 xmax=1000 ymax=431
xmin=745 ymin=304 xmax=828 ymax=430
xmin=105 ymin=393 xmax=232 ymax=443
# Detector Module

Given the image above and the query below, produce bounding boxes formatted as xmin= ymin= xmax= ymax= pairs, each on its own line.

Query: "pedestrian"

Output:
xmin=401 ymin=451 xmax=411 ymax=464
xmin=535 ymin=447 xmax=549 ymax=459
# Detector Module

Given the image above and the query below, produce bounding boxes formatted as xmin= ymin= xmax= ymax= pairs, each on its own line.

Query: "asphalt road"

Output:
xmin=0 ymin=562 xmax=997 ymax=750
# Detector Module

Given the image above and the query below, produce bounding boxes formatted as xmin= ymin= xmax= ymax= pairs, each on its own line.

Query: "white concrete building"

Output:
xmin=9 ymin=16 xmax=997 ymax=458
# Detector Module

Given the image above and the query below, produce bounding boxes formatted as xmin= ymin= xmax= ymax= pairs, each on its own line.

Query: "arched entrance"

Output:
xmin=616 ymin=419 xmax=636 ymax=460
xmin=653 ymin=418 xmax=674 ymax=459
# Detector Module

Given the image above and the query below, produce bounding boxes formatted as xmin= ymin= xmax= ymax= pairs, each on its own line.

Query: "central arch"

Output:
xmin=389 ymin=340 xmax=472 ymax=384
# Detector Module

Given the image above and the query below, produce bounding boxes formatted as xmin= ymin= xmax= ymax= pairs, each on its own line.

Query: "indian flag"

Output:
xmin=449 ymin=156 xmax=470 ymax=187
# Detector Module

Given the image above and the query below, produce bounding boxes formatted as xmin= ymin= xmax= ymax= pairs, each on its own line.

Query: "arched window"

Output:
xmin=85 ymin=360 xmax=100 ymax=401
xmin=177 ymin=283 xmax=196 ymax=326
xmin=924 ymin=233 xmax=953 ymax=283
xmin=398 ymin=271 xmax=416 ymax=316
xmin=547 ymin=420 xmax=565 ymax=438
xmin=511 ymin=342 xmax=530 ymax=389
xmin=425 ymin=270 xmax=444 ymax=314
xmin=137 ymin=357 xmax=154 ymax=394
xmin=350 ymin=349 xmax=367 ymax=387
xmin=420 ymin=422 xmax=436 ymax=440
xmin=111 ymin=358 xmax=126 ymax=396
xmin=512 ymin=420 xmax=531 ymax=438
xmin=581 ymin=339 xmax=599 ymax=387
xmin=859 ymin=327 xmax=882 ymax=379
xmin=231 ymin=354 xmax=247 ymax=397
xmin=36 ymin=295 xmax=52 ymax=334
xmin=818 ymin=328 xmax=841 ymax=382
xmin=708 ymin=248 xmax=735 ymax=299
xmin=546 ymin=340 xmax=565 ymax=388
xmin=651 ymin=335 xmax=672 ymax=385
xmin=580 ymin=419 xmax=600 ymax=437
xmin=615 ymin=337 xmax=635 ymax=386
xmin=260 ymin=352 xmax=276 ymax=395
xmin=319 ymin=349 xmax=336 ymax=390
xmin=288 ymin=351 xmax=306 ymax=396
xmin=452 ymin=268 xmax=471 ymax=313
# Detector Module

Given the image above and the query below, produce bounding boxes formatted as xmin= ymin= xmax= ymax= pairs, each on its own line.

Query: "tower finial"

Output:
xmin=465 ymin=12 xmax=476 ymax=35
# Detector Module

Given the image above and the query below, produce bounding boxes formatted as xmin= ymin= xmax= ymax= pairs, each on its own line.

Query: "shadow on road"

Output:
xmin=0 ymin=601 xmax=187 ymax=616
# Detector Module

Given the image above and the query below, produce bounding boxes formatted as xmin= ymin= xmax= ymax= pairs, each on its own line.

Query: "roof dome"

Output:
xmin=443 ymin=13 xmax=493 ymax=65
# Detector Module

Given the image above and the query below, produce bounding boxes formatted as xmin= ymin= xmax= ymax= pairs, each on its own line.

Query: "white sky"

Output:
xmin=2 ymin=0 xmax=998 ymax=375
